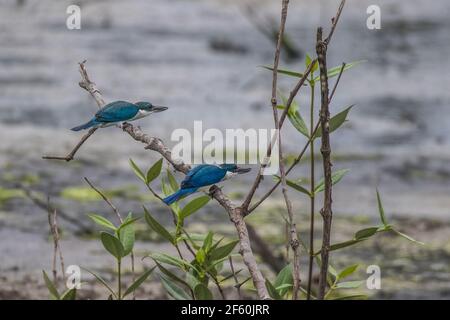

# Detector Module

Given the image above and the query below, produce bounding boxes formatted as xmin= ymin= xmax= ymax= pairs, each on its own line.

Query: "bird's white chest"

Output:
xmin=130 ymin=110 xmax=151 ymax=121
xmin=223 ymin=171 xmax=238 ymax=181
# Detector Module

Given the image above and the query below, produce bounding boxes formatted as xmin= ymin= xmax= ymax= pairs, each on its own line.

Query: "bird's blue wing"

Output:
xmin=95 ymin=101 xmax=139 ymax=122
xmin=181 ymin=165 xmax=226 ymax=189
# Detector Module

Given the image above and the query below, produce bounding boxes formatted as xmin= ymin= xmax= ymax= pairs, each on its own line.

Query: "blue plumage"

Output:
xmin=71 ymin=100 xmax=167 ymax=131
xmin=162 ymin=164 xmax=251 ymax=205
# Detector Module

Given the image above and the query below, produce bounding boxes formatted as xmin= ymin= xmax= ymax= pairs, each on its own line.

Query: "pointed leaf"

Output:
xmin=167 ymin=169 xmax=179 ymax=191
xmin=209 ymin=240 xmax=239 ymax=261
xmin=275 ymin=176 xmax=311 ymax=196
xmin=42 ymin=270 xmax=60 ymax=300
xmin=392 ymin=228 xmax=424 ymax=245
xmin=118 ymin=221 xmax=135 ymax=256
xmin=337 ymin=264 xmax=359 ymax=280
xmin=180 ymin=196 xmax=210 ymax=219
xmin=315 ymin=105 xmax=354 ymax=138
xmin=144 ymin=207 xmax=174 ymax=244
xmin=88 ymin=214 xmax=116 ymax=230
xmin=288 ymin=110 xmax=310 ymax=137
xmin=194 ymin=283 xmax=213 ymax=300
xmin=100 ymin=232 xmax=125 ymax=259
xmin=376 ymin=189 xmax=388 ymax=226
xmin=265 ymin=279 xmax=282 ymax=300
xmin=61 ymin=288 xmax=77 ymax=300
xmin=313 ymin=60 xmax=364 ymax=82
xmin=146 ymin=158 xmax=163 ymax=184
xmin=123 ymin=267 xmax=155 ymax=298
xmin=159 ymin=274 xmax=191 ymax=300
xmin=129 ymin=158 xmax=146 ymax=183
xmin=82 ymin=267 xmax=117 ymax=299
xmin=315 ymin=169 xmax=349 ymax=193
xmin=274 ymin=264 xmax=293 ymax=297
xmin=335 ymin=280 xmax=364 ymax=289
xmin=355 ymin=227 xmax=379 ymax=240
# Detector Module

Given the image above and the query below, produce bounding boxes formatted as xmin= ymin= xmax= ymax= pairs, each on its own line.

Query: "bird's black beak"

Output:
xmin=152 ymin=105 xmax=168 ymax=112
xmin=234 ymin=167 xmax=251 ymax=174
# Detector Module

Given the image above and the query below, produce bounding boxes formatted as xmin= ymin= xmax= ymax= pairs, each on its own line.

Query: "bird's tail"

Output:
xmin=163 ymin=188 xmax=197 ymax=205
xmin=71 ymin=119 xmax=99 ymax=131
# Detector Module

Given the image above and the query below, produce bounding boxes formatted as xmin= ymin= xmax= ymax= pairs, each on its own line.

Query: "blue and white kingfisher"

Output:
xmin=71 ymin=100 xmax=167 ymax=131
xmin=163 ymin=164 xmax=251 ymax=205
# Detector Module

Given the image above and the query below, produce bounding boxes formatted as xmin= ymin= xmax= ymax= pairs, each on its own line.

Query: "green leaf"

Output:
xmin=305 ymin=53 xmax=318 ymax=74
xmin=123 ymin=267 xmax=155 ymax=298
xmin=288 ymin=110 xmax=310 ymax=138
xmin=274 ymin=264 xmax=293 ymax=297
xmin=82 ymin=267 xmax=117 ymax=299
xmin=355 ymin=227 xmax=379 ymax=240
xmin=129 ymin=158 xmax=146 ymax=183
xmin=148 ymin=252 xmax=195 ymax=271
xmin=315 ymin=169 xmax=349 ymax=193
xmin=167 ymin=169 xmax=179 ymax=191
xmin=202 ymin=231 xmax=214 ymax=253
xmin=275 ymin=176 xmax=311 ymax=196
xmin=209 ymin=240 xmax=239 ymax=261
xmin=194 ymin=283 xmax=213 ymax=300
xmin=313 ymin=60 xmax=364 ymax=82
xmin=117 ymin=219 xmax=135 ymax=256
xmin=265 ymin=279 xmax=282 ymax=300
xmin=88 ymin=214 xmax=116 ymax=231
xmin=180 ymin=196 xmax=210 ymax=219
xmin=376 ymin=189 xmax=388 ymax=226
xmin=392 ymin=228 xmax=424 ymax=245
xmin=42 ymin=270 xmax=60 ymax=299
xmin=100 ymin=232 xmax=125 ymax=259
xmin=315 ymin=105 xmax=354 ymax=138
xmin=335 ymin=280 xmax=364 ymax=289
xmin=154 ymin=261 xmax=191 ymax=289
xmin=262 ymin=65 xmax=304 ymax=78
xmin=144 ymin=207 xmax=174 ymax=244
xmin=159 ymin=274 xmax=191 ymax=300
xmin=337 ymin=264 xmax=359 ymax=280
xmin=61 ymin=288 xmax=77 ymax=300
xmin=147 ymin=158 xmax=163 ymax=184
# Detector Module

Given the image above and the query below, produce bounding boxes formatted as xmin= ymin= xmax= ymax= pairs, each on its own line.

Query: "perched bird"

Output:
xmin=71 ymin=100 xmax=167 ymax=131
xmin=163 ymin=164 xmax=251 ymax=205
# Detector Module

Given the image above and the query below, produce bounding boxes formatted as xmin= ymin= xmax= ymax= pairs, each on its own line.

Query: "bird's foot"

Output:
xmin=208 ymin=185 xmax=222 ymax=197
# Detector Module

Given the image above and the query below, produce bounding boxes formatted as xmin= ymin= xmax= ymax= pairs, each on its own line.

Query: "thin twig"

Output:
xmin=229 ymin=256 xmax=242 ymax=299
xmin=47 ymin=199 xmax=65 ymax=283
xmin=42 ymin=127 xmax=97 ymax=161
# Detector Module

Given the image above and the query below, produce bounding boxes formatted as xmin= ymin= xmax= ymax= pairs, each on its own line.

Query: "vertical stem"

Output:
xmin=307 ymin=79 xmax=316 ymax=300
xmin=316 ymin=27 xmax=333 ymax=300
xmin=117 ymin=259 xmax=122 ymax=300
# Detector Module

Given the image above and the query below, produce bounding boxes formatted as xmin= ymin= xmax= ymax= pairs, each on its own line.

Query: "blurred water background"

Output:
xmin=0 ymin=0 xmax=449 ymax=299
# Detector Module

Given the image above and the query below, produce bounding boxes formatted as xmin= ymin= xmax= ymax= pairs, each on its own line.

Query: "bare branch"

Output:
xmin=47 ymin=200 xmax=65 ymax=283
xmin=316 ymin=0 xmax=346 ymax=299
xmin=42 ymin=127 xmax=97 ymax=162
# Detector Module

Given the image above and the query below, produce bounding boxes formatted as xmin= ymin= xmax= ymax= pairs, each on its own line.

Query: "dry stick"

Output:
xmin=43 ymin=60 xmax=104 ymax=162
xmin=42 ymin=127 xmax=97 ymax=161
xmin=267 ymin=0 xmax=300 ymax=300
xmin=47 ymin=201 xmax=65 ymax=283
xmin=316 ymin=0 xmax=346 ymax=300
xmin=76 ymin=62 xmax=270 ymax=300
xmin=83 ymin=177 xmax=136 ymax=299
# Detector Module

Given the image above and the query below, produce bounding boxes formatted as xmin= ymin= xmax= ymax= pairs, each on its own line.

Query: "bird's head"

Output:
xmin=134 ymin=101 xmax=168 ymax=113
xmin=219 ymin=164 xmax=251 ymax=174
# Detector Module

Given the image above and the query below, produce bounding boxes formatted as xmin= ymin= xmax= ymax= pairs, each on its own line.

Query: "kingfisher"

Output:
xmin=71 ymin=100 xmax=168 ymax=131
xmin=163 ymin=164 xmax=251 ymax=205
